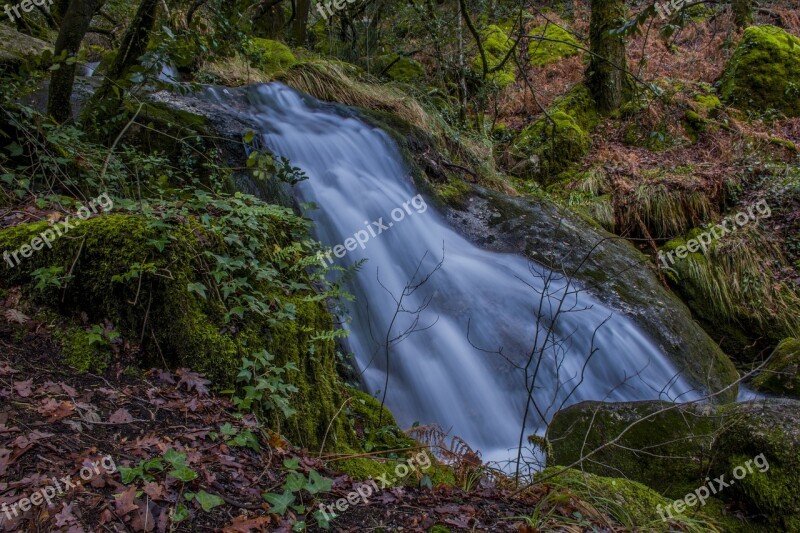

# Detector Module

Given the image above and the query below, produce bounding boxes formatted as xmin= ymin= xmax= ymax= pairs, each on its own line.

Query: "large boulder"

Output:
xmin=548 ymin=399 xmax=800 ymax=531
xmin=442 ymin=186 xmax=740 ymax=402
xmin=751 ymin=338 xmax=800 ymax=397
xmin=720 ymin=25 xmax=800 ymax=116
xmin=0 ymin=24 xmax=51 ymax=71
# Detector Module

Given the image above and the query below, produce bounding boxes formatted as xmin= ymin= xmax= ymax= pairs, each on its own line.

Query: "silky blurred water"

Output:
xmin=209 ymin=83 xmax=702 ymax=466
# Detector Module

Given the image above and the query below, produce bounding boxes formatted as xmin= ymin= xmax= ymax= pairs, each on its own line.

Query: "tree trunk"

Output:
xmin=47 ymin=0 xmax=106 ymax=123
xmin=81 ymin=0 xmax=159 ymax=132
xmin=733 ymin=0 xmax=753 ymax=28
xmin=587 ymin=0 xmax=627 ymax=114
xmin=293 ymin=0 xmax=310 ymax=46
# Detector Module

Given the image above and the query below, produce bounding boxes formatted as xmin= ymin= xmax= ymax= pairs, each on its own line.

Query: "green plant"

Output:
xmin=31 ymin=266 xmax=67 ymax=290
xmin=261 ymin=457 xmax=333 ymax=521
xmin=232 ymin=349 xmax=300 ymax=418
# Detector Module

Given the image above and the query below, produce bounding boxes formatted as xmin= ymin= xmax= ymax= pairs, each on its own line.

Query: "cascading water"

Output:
xmin=209 ymin=83 xmax=702 ymax=466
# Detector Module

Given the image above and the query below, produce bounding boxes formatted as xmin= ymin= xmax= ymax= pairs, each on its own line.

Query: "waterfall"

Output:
xmin=209 ymin=82 xmax=701 ymax=467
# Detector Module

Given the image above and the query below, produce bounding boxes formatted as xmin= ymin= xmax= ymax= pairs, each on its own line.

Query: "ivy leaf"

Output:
xmin=162 ymin=449 xmax=186 ymax=468
xmin=283 ymin=458 xmax=300 ymax=471
xmin=262 ymin=491 xmax=295 ymax=515
xmin=314 ymin=509 xmax=333 ymax=529
xmin=169 ymin=466 xmax=198 ymax=482
xmin=171 ymin=503 xmax=189 ymax=523
xmin=282 ymin=472 xmax=306 ymax=493
xmin=187 ymin=491 xmax=224 ymax=512
xmin=305 ymin=470 xmax=332 ymax=495
xmin=187 ymin=282 xmax=207 ymax=299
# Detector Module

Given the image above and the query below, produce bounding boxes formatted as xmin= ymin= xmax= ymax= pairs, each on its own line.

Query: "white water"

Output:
xmin=210 ymin=83 xmax=702 ymax=466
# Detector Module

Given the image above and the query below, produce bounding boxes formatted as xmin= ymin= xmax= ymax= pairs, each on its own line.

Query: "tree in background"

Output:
xmin=47 ymin=0 xmax=107 ymax=122
xmin=733 ymin=0 xmax=753 ymax=28
xmin=587 ymin=0 xmax=628 ymax=114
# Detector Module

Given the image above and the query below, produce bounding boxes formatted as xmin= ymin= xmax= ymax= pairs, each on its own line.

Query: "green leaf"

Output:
xmin=262 ymin=490 xmax=294 ymax=515
xmin=162 ymin=449 xmax=186 ymax=468
xmin=171 ymin=503 xmax=189 ymax=523
xmin=187 ymin=282 xmax=208 ymax=299
xmin=169 ymin=466 xmax=198 ymax=482
xmin=188 ymin=491 xmax=225 ymax=512
xmin=282 ymin=472 xmax=306 ymax=493
xmin=119 ymin=466 xmax=141 ymax=484
xmin=314 ymin=509 xmax=333 ymax=529
xmin=305 ymin=469 xmax=332 ymax=495
xmin=283 ymin=457 xmax=301 ymax=471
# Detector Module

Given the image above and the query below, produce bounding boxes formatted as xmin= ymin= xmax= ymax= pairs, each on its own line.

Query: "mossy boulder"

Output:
xmin=537 ymin=467 xmax=716 ymax=530
xmin=752 ymin=338 xmax=800 ymax=397
xmin=528 ymin=24 xmax=581 ymax=66
xmin=548 ymin=401 xmax=722 ymax=498
xmin=713 ymin=401 xmax=800 ymax=530
xmin=720 ymin=25 xmax=800 ymax=116
xmin=511 ymin=83 xmax=598 ymax=182
xmin=244 ymin=38 xmax=297 ymax=74
xmin=0 ymin=213 xmax=350 ymax=451
xmin=548 ymin=399 xmax=800 ymax=531
xmin=376 ymin=55 xmax=425 ymax=82
xmin=474 ymin=24 xmax=516 ymax=88
xmin=0 ymin=24 xmax=51 ymax=71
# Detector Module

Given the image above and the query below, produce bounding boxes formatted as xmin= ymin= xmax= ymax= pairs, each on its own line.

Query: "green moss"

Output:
xmin=537 ymin=467 xmax=715 ymax=530
xmin=528 ymin=24 xmax=581 ymax=66
xmin=720 ymin=25 xmax=800 ymax=116
xmin=694 ymin=94 xmax=721 ymax=113
xmin=433 ymin=180 xmax=471 ymax=208
xmin=474 ymin=25 xmax=516 ymax=88
xmin=58 ymin=326 xmax=112 ymax=373
xmin=548 ymin=402 xmax=721 ymax=499
xmin=751 ymin=338 xmax=800 ymax=397
xmin=244 ymin=38 xmax=297 ymax=74
xmin=683 ymin=110 xmax=707 ymax=141
xmin=512 ymin=84 xmax=597 ymax=182
xmin=377 ymin=55 xmax=425 ymax=82
xmin=0 ymin=213 xmax=353 ymax=452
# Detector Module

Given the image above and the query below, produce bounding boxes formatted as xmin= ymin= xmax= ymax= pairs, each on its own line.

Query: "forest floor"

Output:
xmin=0 ymin=291 xmax=620 ymax=533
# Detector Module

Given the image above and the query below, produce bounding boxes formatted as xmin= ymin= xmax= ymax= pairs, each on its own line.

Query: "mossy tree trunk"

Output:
xmin=47 ymin=0 xmax=107 ymax=123
xmin=587 ymin=0 xmax=627 ymax=114
xmin=80 ymin=0 xmax=159 ymax=135
xmin=732 ymin=0 xmax=753 ymax=28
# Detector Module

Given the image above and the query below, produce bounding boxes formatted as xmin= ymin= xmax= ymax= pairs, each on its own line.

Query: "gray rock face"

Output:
xmin=442 ymin=186 xmax=739 ymax=402
xmin=0 ymin=24 xmax=51 ymax=69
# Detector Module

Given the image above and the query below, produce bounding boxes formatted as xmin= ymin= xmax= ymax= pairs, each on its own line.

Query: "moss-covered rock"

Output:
xmin=713 ymin=401 xmax=800 ymax=531
xmin=548 ymin=399 xmax=800 ymax=531
xmin=0 ymin=213 xmax=351 ymax=451
xmin=244 ymin=38 xmax=297 ymax=74
xmin=720 ymin=25 xmax=800 ymax=116
xmin=751 ymin=338 xmax=800 ymax=397
xmin=474 ymin=24 xmax=515 ymax=88
xmin=0 ymin=24 xmax=51 ymax=71
xmin=528 ymin=24 xmax=581 ymax=66
xmin=548 ymin=401 xmax=721 ymax=498
xmin=511 ymin=84 xmax=598 ymax=182
xmin=537 ymin=467 xmax=717 ymax=530
xmin=376 ymin=55 xmax=425 ymax=82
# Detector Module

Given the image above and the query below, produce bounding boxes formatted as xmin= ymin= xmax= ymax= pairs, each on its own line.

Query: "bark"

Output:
xmin=81 ymin=0 xmax=159 ymax=129
xmin=588 ymin=0 xmax=627 ymax=114
xmin=47 ymin=0 xmax=106 ymax=123
xmin=293 ymin=0 xmax=310 ymax=46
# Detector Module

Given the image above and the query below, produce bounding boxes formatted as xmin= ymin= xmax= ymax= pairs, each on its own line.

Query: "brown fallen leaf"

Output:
xmin=3 ymin=309 xmax=28 ymax=324
xmin=223 ymin=515 xmax=272 ymax=532
xmin=13 ymin=379 xmax=33 ymax=398
xmin=114 ymin=486 xmax=140 ymax=516
xmin=108 ymin=408 xmax=134 ymax=424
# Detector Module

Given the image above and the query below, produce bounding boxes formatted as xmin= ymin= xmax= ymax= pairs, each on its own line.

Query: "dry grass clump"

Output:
xmin=277 ymin=60 xmax=431 ymax=132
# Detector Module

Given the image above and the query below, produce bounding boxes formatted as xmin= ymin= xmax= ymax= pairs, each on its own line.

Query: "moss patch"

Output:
xmin=244 ymin=38 xmax=297 ymax=74
xmin=475 ymin=25 xmax=516 ymax=88
xmin=528 ymin=24 xmax=581 ymax=66
xmin=720 ymin=25 xmax=800 ymax=116
xmin=751 ymin=338 xmax=800 ymax=397
xmin=511 ymin=84 xmax=598 ymax=182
